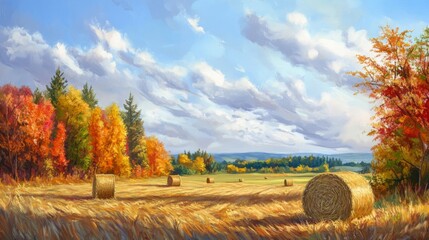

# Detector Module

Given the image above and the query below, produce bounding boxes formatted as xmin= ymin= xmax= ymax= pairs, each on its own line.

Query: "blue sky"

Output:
xmin=0 ymin=0 xmax=428 ymax=154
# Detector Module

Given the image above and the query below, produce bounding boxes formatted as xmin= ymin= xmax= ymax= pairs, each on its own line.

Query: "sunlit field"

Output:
xmin=1 ymin=173 xmax=429 ymax=239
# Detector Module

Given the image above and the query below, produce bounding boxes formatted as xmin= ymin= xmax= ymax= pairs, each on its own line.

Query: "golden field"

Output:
xmin=1 ymin=173 xmax=429 ymax=239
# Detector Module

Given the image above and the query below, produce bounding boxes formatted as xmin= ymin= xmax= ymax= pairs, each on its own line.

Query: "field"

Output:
xmin=1 ymin=173 xmax=429 ymax=239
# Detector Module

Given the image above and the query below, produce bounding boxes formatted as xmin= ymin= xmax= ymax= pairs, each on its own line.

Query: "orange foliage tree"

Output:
xmin=23 ymin=98 xmax=55 ymax=177
xmin=351 ymin=26 xmax=429 ymax=192
xmin=51 ymin=122 xmax=68 ymax=175
xmin=0 ymin=85 xmax=55 ymax=180
xmin=89 ymin=107 xmax=108 ymax=173
xmin=146 ymin=136 xmax=173 ymax=176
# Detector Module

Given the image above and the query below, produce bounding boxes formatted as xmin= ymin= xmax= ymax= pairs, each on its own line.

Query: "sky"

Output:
xmin=0 ymin=0 xmax=428 ymax=154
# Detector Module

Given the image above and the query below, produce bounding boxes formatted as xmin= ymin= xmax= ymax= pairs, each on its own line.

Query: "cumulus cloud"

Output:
xmin=0 ymin=24 xmax=373 ymax=154
xmin=187 ymin=17 xmax=205 ymax=33
xmin=90 ymin=24 xmax=130 ymax=52
xmin=242 ymin=12 xmax=371 ymax=86
xmin=287 ymin=12 xmax=308 ymax=26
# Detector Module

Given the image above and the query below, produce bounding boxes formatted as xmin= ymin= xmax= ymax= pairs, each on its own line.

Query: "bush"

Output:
xmin=171 ymin=164 xmax=195 ymax=175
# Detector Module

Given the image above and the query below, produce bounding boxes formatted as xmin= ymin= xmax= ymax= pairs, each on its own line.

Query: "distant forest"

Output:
xmin=171 ymin=150 xmax=371 ymax=175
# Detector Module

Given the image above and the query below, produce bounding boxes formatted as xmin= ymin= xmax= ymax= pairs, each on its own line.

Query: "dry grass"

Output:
xmin=0 ymin=174 xmax=428 ymax=239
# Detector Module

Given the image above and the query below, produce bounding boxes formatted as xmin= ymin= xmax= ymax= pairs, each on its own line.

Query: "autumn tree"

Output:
xmin=0 ymin=85 xmax=32 ymax=179
xmin=105 ymin=104 xmax=131 ymax=177
xmin=56 ymin=86 xmax=92 ymax=172
xmin=22 ymin=96 xmax=55 ymax=177
xmin=146 ymin=136 xmax=173 ymax=176
xmin=204 ymin=155 xmax=215 ymax=173
xmin=46 ymin=67 xmax=68 ymax=108
xmin=0 ymin=85 xmax=55 ymax=180
xmin=192 ymin=156 xmax=206 ymax=174
xmin=89 ymin=107 xmax=108 ymax=173
xmin=351 ymin=26 xmax=429 ymax=193
xmin=82 ymin=83 xmax=98 ymax=109
xmin=122 ymin=93 xmax=148 ymax=168
xmin=51 ymin=122 xmax=68 ymax=175
xmin=178 ymin=153 xmax=193 ymax=168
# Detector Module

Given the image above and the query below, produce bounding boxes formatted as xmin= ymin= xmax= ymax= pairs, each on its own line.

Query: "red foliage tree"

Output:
xmin=51 ymin=122 xmax=68 ymax=174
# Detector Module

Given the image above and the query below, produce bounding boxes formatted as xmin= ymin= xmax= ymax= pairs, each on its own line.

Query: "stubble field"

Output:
xmin=1 ymin=173 xmax=429 ymax=239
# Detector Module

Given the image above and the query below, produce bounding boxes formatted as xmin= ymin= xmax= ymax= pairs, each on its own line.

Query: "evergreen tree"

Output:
xmin=46 ymin=67 xmax=68 ymax=108
xmin=122 ymin=93 xmax=147 ymax=166
xmin=82 ymin=83 xmax=98 ymax=108
xmin=33 ymin=88 xmax=44 ymax=104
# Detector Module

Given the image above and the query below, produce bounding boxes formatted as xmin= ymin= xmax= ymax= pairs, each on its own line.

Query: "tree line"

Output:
xmin=170 ymin=152 xmax=371 ymax=174
xmin=0 ymin=68 xmax=172 ymax=181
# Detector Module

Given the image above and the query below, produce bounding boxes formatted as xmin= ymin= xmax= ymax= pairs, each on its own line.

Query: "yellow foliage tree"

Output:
xmin=178 ymin=153 xmax=193 ymax=169
xmin=192 ymin=156 xmax=206 ymax=174
xmin=56 ymin=86 xmax=91 ymax=170
xmin=105 ymin=104 xmax=131 ymax=177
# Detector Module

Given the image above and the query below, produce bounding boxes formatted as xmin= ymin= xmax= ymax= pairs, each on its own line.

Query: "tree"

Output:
xmin=0 ymin=85 xmax=55 ymax=180
xmin=122 ymin=93 xmax=147 ymax=167
xmin=146 ymin=136 xmax=173 ymax=176
xmin=33 ymin=88 xmax=44 ymax=104
xmin=178 ymin=153 xmax=193 ymax=169
xmin=351 ymin=26 xmax=429 ymax=193
xmin=82 ymin=83 xmax=98 ymax=109
xmin=22 ymin=96 xmax=55 ymax=177
xmin=89 ymin=107 xmax=108 ymax=173
xmin=204 ymin=155 xmax=215 ymax=173
xmin=46 ymin=67 xmax=68 ymax=108
xmin=105 ymin=104 xmax=131 ymax=177
xmin=56 ymin=86 xmax=91 ymax=171
xmin=193 ymin=156 xmax=206 ymax=174
xmin=51 ymin=122 xmax=68 ymax=175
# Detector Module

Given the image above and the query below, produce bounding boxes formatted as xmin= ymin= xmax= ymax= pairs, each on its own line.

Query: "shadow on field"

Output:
xmin=134 ymin=184 xmax=169 ymax=188
xmin=116 ymin=191 xmax=302 ymax=206
xmin=18 ymin=193 xmax=93 ymax=201
xmin=233 ymin=213 xmax=318 ymax=227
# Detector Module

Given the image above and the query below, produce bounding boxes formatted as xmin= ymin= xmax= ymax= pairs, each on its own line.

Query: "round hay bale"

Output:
xmin=238 ymin=178 xmax=243 ymax=182
xmin=206 ymin=177 xmax=215 ymax=183
xmin=168 ymin=175 xmax=181 ymax=186
xmin=264 ymin=176 xmax=268 ymax=179
xmin=284 ymin=179 xmax=293 ymax=186
xmin=302 ymin=171 xmax=374 ymax=221
xmin=92 ymin=174 xmax=115 ymax=199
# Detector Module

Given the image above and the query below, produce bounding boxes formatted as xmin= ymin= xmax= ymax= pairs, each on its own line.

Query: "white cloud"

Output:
xmin=287 ymin=12 xmax=308 ymax=26
xmin=2 ymin=27 xmax=49 ymax=61
xmin=78 ymin=44 xmax=117 ymax=75
xmin=90 ymin=24 xmax=130 ymax=52
xmin=0 ymin=25 xmax=374 ymax=154
xmin=243 ymin=12 xmax=372 ymax=86
xmin=52 ymin=43 xmax=84 ymax=75
xmin=187 ymin=17 xmax=205 ymax=33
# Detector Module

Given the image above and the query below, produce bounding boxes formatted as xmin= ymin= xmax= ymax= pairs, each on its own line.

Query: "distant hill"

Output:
xmin=211 ymin=152 xmax=373 ymax=163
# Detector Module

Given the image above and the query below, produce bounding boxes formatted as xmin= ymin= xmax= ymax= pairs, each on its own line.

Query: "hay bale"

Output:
xmin=302 ymin=171 xmax=374 ymax=221
xmin=238 ymin=178 xmax=243 ymax=182
xmin=168 ymin=175 xmax=181 ymax=186
xmin=284 ymin=179 xmax=293 ymax=186
xmin=92 ymin=174 xmax=115 ymax=199
xmin=264 ymin=177 xmax=268 ymax=179
xmin=206 ymin=177 xmax=215 ymax=183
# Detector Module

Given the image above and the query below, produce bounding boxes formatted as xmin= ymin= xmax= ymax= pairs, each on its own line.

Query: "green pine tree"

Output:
xmin=82 ymin=83 xmax=98 ymax=109
xmin=46 ymin=67 xmax=68 ymax=108
xmin=33 ymin=87 xmax=44 ymax=104
xmin=122 ymin=93 xmax=147 ymax=166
